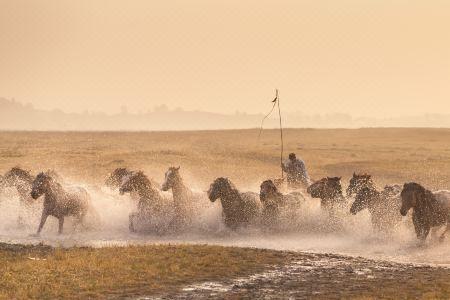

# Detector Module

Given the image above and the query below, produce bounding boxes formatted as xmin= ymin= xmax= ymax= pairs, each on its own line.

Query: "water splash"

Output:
xmin=1 ymin=177 xmax=449 ymax=267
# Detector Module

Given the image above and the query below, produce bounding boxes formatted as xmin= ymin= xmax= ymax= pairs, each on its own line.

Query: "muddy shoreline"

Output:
xmin=156 ymin=252 xmax=450 ymax=299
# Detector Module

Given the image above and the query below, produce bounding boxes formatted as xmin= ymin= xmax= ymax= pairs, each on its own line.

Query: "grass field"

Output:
xmin=1 ymin=128 xmax=450 ymax=190
xmin=0 ymin=243 xmax=299 ymax=299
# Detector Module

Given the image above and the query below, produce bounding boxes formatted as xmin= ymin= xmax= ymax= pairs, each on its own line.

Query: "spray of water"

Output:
xmin=1 ymin=175 xmax=450 ymax=266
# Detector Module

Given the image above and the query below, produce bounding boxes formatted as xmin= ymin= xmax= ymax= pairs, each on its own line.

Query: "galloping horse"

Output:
xmin=208 ymin=177 xmax=262 ymax=230
xmin=161 ymin=166 xmax=196 ymax=229
xmin=400 ymin=182 xmax=450 ymax=242
xmin=350 ymin=185 xmax=402 ymax=233
xmin=307 ymin=177 xmax=346 ymax=213
xmin=259 ymin=179 xmax=304 ymax=228
xmin=346 ymin=173 xmax=375 ymax=197
xmin=2 ymin=167 xmax=35 ymax=203
xmin=105 ymin=168 xmax=133 ymax=189
xmin=31 ymin=172 xmax=90 ymax=235
xmin=120 ymin=171 xmax=170 ymax=233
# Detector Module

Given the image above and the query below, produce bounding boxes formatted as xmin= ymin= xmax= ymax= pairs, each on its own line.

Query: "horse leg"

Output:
xmin=58 ymin=217 xmax=65 ymax=234
xmin=439 ymin=223 xmax=450 ymax=242
xmin=35 ymin=211 xmax=48 ymax=236
xmin=418 ymin=226 xmax=431 ymax=243
xmin=129 ymin=213 xmax=136 ymax=233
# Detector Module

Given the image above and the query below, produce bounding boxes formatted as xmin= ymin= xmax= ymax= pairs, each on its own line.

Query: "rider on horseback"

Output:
xmin=282 ymin=153 xmax=310 ymax=188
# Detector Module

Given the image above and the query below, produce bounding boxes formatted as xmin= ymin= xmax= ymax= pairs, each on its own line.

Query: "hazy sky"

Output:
xmin=1 ymin=0 xmax=449 ymax=117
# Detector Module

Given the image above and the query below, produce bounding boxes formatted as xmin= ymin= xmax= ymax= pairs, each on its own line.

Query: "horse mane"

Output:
xmin=357 ymin=186 xmax=379 ymax=201
xmin=403 ymin=182 xmax=435 ymax=208
xmin=114 ymin=168 xmax=130 ymax=177
xmin=327 ymin=177 xmax=343 ymax=196
xmin=261 ymin=180 xmax=281 ymax=196
xmin=215 ymin=177 xmax=238 ymax=192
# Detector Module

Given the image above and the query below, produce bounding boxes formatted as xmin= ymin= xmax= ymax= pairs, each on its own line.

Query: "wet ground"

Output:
xmin=152 ymin=252 xmax=450 ymax=299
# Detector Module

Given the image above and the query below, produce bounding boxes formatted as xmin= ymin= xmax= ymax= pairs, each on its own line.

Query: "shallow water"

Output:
xmin=1 ymin=181 xmax=450 ymax=267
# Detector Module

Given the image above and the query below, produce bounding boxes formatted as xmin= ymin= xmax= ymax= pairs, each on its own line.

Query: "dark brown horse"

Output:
xmin=259 ymin=179 xmax=304 ymax=228
xmin=31 ymin=172 xmax=90 ymax=235
xmin=208 ymin=177 xmax=262 ymax=230
xmin=350 ymin=185 xmax=402 ymax=232
xmin=307 ymin=177 xmax=346 ymax=212
xmin=400 ymin=182 xmax=450 ymax=242
xmin=346 ymin=173 xmax=375 ymax=197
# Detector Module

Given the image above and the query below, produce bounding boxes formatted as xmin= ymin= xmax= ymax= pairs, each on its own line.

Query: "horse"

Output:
xmin=307 ymin=177 xmax=346 ymax=212
xmin=350 ymin=185 xmax=402 ymax=233
xmin=346 ymin=173 xmax=375 ymax=197
xmin=161 ymin=166 xmax=197 ymax=229
xmin=207 ymin=177 xmax=262 ymax=230
xmin=30 ymin=172 xmax=90 ymax=235
xmin=2 ymin=167 xmax=35 ymax=203
xmin=105 ymin=168 xmax=133 ymax=189
xmin=119 ymin=171 xmax=171 ymax=233
xmin=400 ymin=182 xmax=450 ymax=242
xmin=259 ymin=179 xmax=305 ymax=228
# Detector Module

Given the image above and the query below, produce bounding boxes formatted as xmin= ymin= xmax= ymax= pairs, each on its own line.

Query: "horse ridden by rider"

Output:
xmin=281 ymin=153 xmax=310 ymax=189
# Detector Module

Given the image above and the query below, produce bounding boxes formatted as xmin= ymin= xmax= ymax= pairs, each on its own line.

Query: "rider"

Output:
xmin=282 ymin=152 xmax=310 ymax=188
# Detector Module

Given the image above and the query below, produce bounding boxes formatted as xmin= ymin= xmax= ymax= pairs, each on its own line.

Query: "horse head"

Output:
xmin=350 ymin=186 xmax=377 ymax=215
xmin=106 ymin=168 xmax=131 ymax=189
xmin=259 ymin=179 xmax=279 ymax=204
xmin=346 ymin=173 xmax=372 ymax=196
xmin=207 ymin=177 xmax=235 ymax=203
xmin=161 ymin=166 xmax=181 ymax=192
xmin=308 ymin=177 xmax=342 ymax=199
xmin=31 ymin=172 xmax=52 ymax=199
xmin=119 ymin=171 xmax=149 ymax=195
xmin=400 ymin=182 xmax=425 ymax=216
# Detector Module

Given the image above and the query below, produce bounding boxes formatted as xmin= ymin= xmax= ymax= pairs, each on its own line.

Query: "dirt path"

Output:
xmin=155 ymin=252 xmax=450 ymax=299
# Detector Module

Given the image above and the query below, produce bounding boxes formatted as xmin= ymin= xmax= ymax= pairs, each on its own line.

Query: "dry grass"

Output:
xmin=0 ymin=243 xmax=295 ymax=299
xmin=1 ymin=128 xmax=450 ymax=191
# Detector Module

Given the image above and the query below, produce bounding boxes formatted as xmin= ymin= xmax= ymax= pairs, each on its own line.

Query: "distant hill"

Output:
xmin=1 ymin=97 xmax=449 ymax=130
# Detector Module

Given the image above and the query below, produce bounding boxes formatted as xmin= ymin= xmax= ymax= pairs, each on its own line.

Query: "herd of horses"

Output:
xmin=1 ymin=166 xmax=450 ymax=243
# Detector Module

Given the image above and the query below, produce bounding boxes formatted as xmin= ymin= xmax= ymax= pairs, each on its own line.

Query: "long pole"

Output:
xmin=276 ymin=89 xmax=284 ymax=179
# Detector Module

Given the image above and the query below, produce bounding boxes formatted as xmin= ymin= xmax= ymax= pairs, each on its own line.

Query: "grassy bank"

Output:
xmin=0 ymin=243 xmax=295 ymax=299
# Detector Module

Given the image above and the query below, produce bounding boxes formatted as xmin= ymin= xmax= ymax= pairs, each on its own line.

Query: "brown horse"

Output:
xmin=307 ymin=177 xmax=346 ymax=212
xmin=2 ymin=167 xmax=35 ymax=203
xmin=120 ymin=171 xmax=170 ymax=233
xmin=207 ymin=177 xmax=262 ymax=230
xmin=31 ymin=172 xmax=90 ymax=235
xmin=346 ymin=173 xmax=375 ymax=197
xmin=259 ymin=179 xmax=305 ymax=228
xmin=105 ymin=168 xmax=133 ymax=189
xmin=350 ymin=185 xmax=402 ymax=233
xmin=400 ymin=182 xmax=450 ymax=242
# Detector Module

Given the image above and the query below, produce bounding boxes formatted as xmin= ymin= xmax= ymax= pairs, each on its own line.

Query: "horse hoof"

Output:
xmin=29 ymin=233 xmax=40 ymax=238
